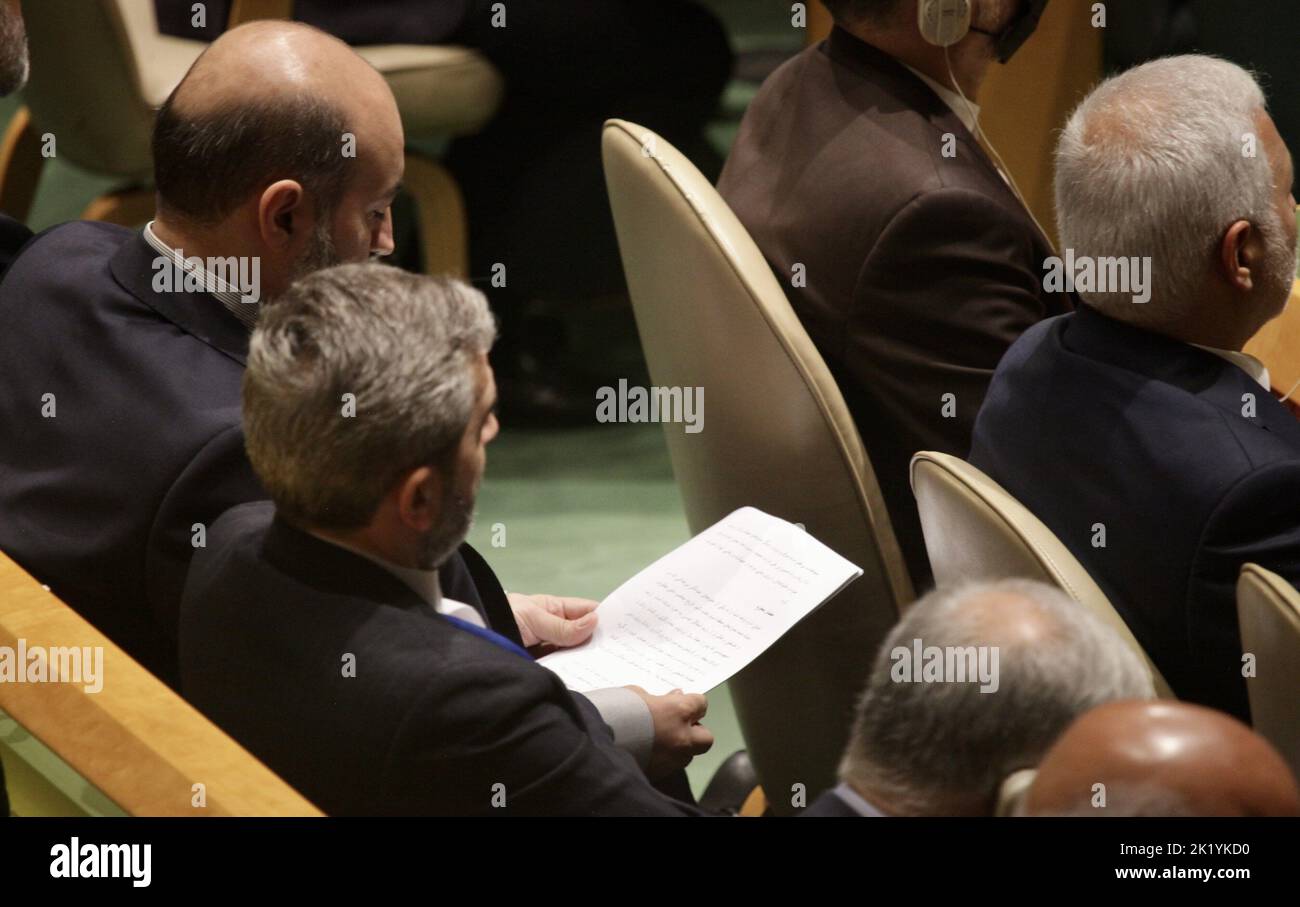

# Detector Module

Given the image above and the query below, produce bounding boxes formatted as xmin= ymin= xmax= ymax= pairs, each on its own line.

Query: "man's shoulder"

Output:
xmin=6 ymin=220 xmax=133 ymax=276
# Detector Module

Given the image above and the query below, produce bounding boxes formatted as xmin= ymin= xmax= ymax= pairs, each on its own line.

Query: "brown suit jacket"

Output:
xmin=718 ymin=26 xmax=1071 ymax=587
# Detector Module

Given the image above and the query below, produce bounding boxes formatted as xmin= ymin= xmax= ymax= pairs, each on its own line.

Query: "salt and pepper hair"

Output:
xmin=243 ymin=263 xmax=496 ymax=529
xmin=1055 ymin=55 xmax=1284 ymax=328
xmin=839 ymin=579 xmax=1155 ymax=815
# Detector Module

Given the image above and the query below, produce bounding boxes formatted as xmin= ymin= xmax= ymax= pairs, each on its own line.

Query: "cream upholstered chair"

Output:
xmin=0 ymin=550 xmax=320 ymax=816
xmin=1237 ymin=563 xmax=1300 ymax=779
xmin=603 ymin=119 xmax=914 ymax=813
xmin=0 ymin=0 xmax=502 ymax=275
xmin=910 ymin=450 xmax=1174 ymax=698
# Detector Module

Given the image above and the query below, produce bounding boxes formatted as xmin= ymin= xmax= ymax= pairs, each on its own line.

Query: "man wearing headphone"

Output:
xmin=718 ymin=1 xmax=1062 ymax=589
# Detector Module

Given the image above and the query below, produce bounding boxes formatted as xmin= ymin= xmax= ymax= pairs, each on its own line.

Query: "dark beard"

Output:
xmin=418 ymin=485 xmax=475 ymax=571
xmin=292 ymin=217 xmax=340 ymax=281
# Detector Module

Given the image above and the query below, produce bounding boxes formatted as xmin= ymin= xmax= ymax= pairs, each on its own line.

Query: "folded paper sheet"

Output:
xmin=539 ymin=507 xmax=863 ymax=694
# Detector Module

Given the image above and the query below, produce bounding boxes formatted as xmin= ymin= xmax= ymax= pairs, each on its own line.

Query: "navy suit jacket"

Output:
xmin=718 ymin=27 xmax=1071 ymax=588
xmin=180 ymin=502 xmax=702 ymax=816
xmin=970 ymin=305 xmax=1300 ymax=719
xmin=0 ymin=221 xmax=511 ymax=684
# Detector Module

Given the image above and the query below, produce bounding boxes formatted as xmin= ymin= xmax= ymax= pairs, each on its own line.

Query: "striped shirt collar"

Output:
xmin=142 ymin=221 xmax=260 ymax=332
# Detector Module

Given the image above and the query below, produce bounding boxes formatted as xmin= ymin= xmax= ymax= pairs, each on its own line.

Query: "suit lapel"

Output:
xmin=455 ymin=543 xmax=524 ymax=648
xmin=109 ymin=231 xmax=250 ymax=367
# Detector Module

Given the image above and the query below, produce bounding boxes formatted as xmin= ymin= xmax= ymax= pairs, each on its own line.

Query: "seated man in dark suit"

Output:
xmin=0 ymin=0 xmax=31 ymax=278
xmin=718 ymin=0 xmax=1065 ymax=587
xmin=970 ymin=56 xmax=1299 ymax=719
xmin=181 ymin=264 xmax=710 ymax=815
xmin=804 ymin=580 xmax=1152 ymax=816
xmin=0 ymin=21 xmax=696 ymax=773
xmin=0 ymin=22 xmax=402 ymax=684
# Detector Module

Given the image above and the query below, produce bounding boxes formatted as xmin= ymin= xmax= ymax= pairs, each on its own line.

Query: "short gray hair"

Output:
xmin=243 ymin=263 xmax=496 ymax=529
xmin=839 ymin=579 xmax=1154 ymax=815
xmin=1055 ymin=55 xmax=1278 ymax=328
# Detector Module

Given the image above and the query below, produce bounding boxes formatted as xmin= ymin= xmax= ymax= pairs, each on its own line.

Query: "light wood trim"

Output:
xmin=403 ymin=152 xmax=469 ymax=278
xmin=739 ymin=785 xmax=768 ymax=817
xmin=0 ymin=107 xmax=45 ymax=223
xmin=806 ymin=1 xmax=833 ymax=44
xmin=0 ymin=552 xmax=321 ymax=816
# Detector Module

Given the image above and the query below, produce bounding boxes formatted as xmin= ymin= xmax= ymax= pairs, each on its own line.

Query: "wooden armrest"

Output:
xmin=0 ymin=552 xmax=321 ymax=816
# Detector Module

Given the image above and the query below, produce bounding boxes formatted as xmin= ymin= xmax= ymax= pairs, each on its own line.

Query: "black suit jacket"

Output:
xmin=0 ymin=221 xmax=511 ymax=683
xmin=970 ymin=305 xmax=1300 ymax=719
xmin=180 ymin=502 xmax=702 ymax=816
xmin=718 ymin=27 xmax=1070 ymax=588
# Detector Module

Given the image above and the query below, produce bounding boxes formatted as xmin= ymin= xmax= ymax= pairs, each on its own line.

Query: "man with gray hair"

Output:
xmin=179 ymin=263 xmax=709 ymax=816
xmin=971 ymin=55 xmax=1299 ymax=720
xmin=804 ymin=579 xmax=1154 ymax=816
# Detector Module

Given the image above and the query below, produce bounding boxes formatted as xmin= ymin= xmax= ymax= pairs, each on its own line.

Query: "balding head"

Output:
xmin=1024 ymin=701 xmax=1300 ymax=817
xmin=152 ymin=21 xmax=405 ymax=298
xmin=167 ymin=20 xmax=397 ymax=126
xmin=838 ymin=579 xmax=1155 ymax=816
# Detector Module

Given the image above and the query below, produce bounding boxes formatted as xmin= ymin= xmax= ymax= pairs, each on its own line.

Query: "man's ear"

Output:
xmin=257 ymin=179 xmax=308 ymax=249
xmin=395 ymin=465 xmax=442 ymax=533
xmin=1220 ymin=219 xmax=1259 ymax=293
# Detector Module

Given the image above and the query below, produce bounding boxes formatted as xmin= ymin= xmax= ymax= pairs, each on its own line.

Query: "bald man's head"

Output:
xmin=151 ymin=21 xmax=404 ymax=292
xmin=1024 ymin=701 xmax=1300 ymax=817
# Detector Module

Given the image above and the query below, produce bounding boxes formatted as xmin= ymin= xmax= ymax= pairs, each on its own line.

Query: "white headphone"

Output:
xmin=918 ymin=0 xmax=972 ymax=48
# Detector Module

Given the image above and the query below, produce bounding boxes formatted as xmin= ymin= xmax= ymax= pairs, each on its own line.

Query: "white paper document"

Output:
xmin=538 ymin=507 xmax=863 ymax=694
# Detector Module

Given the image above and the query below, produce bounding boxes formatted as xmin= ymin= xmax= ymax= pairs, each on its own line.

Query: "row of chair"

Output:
xmin=602 ymin=117 xmax=1300 ymax=810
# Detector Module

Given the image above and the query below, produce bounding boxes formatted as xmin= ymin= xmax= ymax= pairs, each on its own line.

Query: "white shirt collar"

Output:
xmin=903 ymin=64 xmax=981 ymax=133
xmin=1191 ymin=344 xmax=1272 ymax=390
xmin=305 ymin=532 xmax=486 ymax=627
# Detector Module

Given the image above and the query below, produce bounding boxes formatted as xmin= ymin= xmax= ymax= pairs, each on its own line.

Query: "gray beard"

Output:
xmin=1260 ymin=211 xmax=1300 ymax=321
